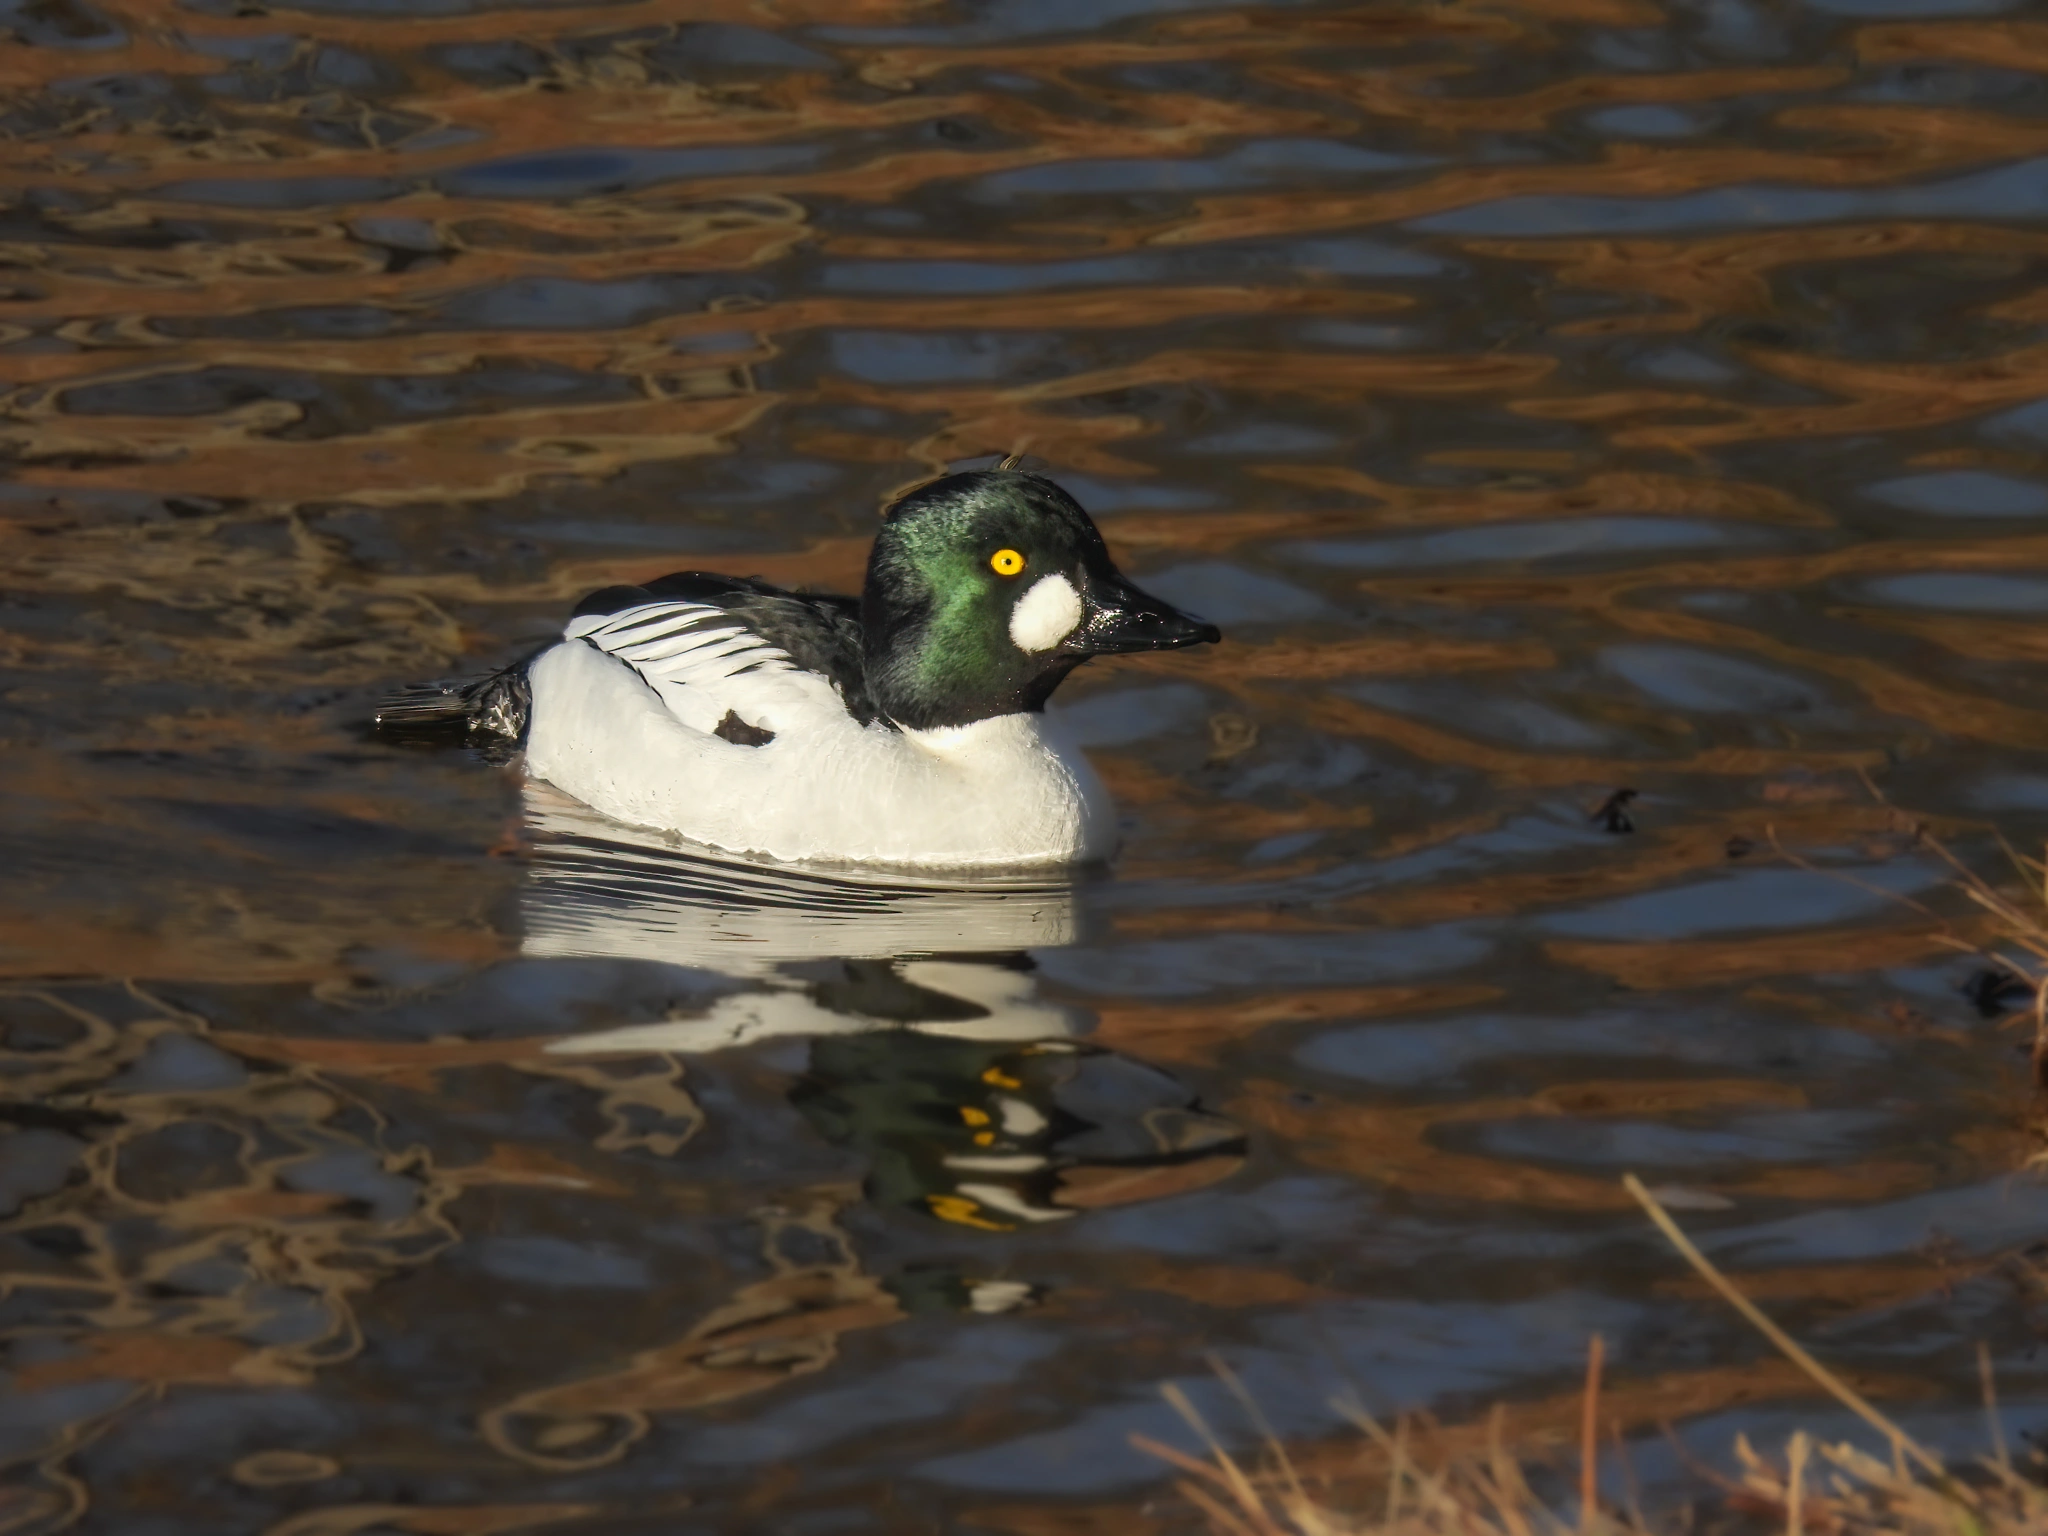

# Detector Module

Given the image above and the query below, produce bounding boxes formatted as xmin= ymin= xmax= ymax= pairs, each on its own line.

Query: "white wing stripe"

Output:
xmin=609 ymin=620 xmax=725 ymax=648
xmin=616 ymin=631 xmax=738 ymax=660
xmin=596 ymin=613 xmax=677 ymax=637
xmin=565 ymin=598 xmax=813 ymax=717
xmin=566 ymin=602 xmax=730 ymax=643
xmin=623 ymin=635 xmax=767 ymax=668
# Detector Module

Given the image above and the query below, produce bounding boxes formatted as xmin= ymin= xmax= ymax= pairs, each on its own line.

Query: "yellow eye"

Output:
xmin=990 ymin=548 xmax=1026 ymax=578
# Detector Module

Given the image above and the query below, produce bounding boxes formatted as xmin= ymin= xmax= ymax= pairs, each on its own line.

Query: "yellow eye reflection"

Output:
xmin=927 ymin=1194 xmax=1014 ymax=1231
xmin=990 ymin=548 xmax=1026 ymax=578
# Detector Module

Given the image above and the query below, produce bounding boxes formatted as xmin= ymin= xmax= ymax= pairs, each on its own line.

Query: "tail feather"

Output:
xmin=373 ymin=654 xmax=534 ymax=762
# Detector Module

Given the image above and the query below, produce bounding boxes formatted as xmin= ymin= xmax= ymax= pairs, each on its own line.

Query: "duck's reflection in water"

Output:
xmin=525 ymin=790 xmax=1244 ymax=1233
xmin=522 ymin=787 xmax=1081 ymax=1005
xmin=487 ymin=793 xmax=1244 ymax=1469
xmin=793 ymin=1023 xmax=1245 ymax=1231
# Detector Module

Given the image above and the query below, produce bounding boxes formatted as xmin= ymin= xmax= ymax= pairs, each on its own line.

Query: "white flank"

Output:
xmin=1007 ymin=573 xmax=1082 ymax=652
xmin=525 ymin=635 xmax=1117 ymax=868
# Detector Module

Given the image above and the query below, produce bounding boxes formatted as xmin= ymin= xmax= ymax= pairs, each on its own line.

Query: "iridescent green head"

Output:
xmin=860 ymin=471 xmax=1220 ymax=731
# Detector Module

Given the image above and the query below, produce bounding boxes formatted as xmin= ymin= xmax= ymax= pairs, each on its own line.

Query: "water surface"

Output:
xmin=7 ymin=0 xmax=2048 ymax=1530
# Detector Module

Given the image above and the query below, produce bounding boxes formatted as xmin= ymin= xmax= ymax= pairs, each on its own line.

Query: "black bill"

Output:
xmin=1065 ymin=576 xmax=1222 ymax=655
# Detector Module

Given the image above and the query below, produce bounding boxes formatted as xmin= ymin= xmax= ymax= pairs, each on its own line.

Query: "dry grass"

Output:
xmin=1137 ymin=1178 xmax=2048 ymax=1536
xmin=1142 ymin=1411 xmax=2048 ymax=1536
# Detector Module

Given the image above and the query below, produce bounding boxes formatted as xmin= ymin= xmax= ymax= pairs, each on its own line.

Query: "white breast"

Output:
xmin=522 ymin=639 xmax=1115 ymax=868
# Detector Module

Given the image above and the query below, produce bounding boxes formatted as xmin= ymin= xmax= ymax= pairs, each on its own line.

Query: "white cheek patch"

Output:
xmin=1008 ymin=573 xmax=1083 ymax=653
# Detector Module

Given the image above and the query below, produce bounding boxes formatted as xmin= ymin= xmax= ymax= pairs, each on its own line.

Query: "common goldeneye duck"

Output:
xmin=378 ymin=470 xmax=1220 ymax=868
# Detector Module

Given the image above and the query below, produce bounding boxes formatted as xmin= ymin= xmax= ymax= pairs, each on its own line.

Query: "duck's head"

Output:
xmin=861 ymin=471 xmax=1221 ymax=731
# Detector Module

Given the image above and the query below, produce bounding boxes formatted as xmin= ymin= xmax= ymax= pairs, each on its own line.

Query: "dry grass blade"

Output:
xmin=1161 ymin=1380 xmax=1284 ymax=1533
xmin=1580 ymin=1334 xmax=1604 ymax=1535
xmin=1623 ymin=1174 xmax=1944 ymax=1478
xmin=1978 ymin=1342 xmax=2008 ymax=1478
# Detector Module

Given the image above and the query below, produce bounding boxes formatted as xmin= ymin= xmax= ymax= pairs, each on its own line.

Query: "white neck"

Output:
xmin=900 ymin=713 xmax=1045 ymax=757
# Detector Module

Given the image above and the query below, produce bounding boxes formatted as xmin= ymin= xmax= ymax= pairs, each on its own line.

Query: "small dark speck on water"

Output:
xmin=1591 ymin=787 xmax=1637 ymax=834
xmin=1962 ymin=968 xmax=2034 ymax=1019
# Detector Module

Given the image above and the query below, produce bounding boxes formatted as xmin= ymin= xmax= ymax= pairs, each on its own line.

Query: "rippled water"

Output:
xmin=8 ymin=0 xmax=2048 ymax=1530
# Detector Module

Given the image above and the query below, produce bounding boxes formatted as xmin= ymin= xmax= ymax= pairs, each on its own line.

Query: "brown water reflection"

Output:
xmin=9 ymin=0 xmax=2048 ymax=1529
